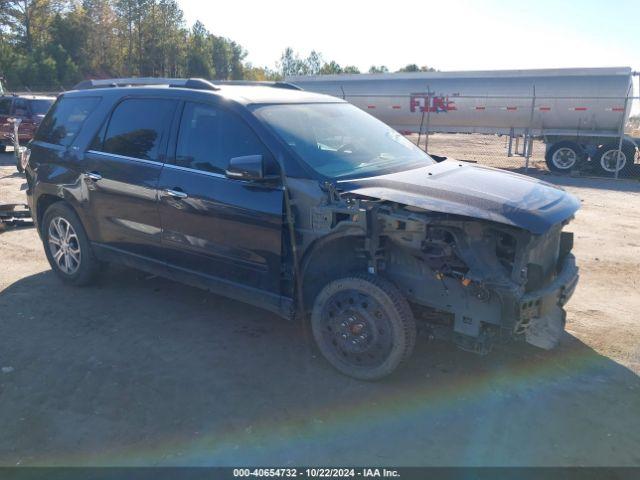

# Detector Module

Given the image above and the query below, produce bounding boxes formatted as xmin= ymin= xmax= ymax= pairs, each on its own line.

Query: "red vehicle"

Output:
xmin=0 ymin=94 xmax=55 ymax=151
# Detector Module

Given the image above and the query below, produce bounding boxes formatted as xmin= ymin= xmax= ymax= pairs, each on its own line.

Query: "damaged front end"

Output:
xmin=307 ymin=162 xmax=581 ymax=355
xmin=378 ymin=209 xmax=579 ymax=353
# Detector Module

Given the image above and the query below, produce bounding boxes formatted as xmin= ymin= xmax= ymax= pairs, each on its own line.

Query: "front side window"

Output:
xmin=254 ymin=102 xmax=435 ymax=179
xmin=35 ymin=96 xmax=100 ymax=146
xmin=176 ymin=102 xmax=271 ymax=174
xmin=99 ymin=98 xmax=176 ymax=161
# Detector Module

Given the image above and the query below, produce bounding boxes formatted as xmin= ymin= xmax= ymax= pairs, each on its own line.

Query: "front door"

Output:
xmin=84 ymin=97 xmax=178 ymax=263
xmin=157 ymin=101 xmax=284 ymax=298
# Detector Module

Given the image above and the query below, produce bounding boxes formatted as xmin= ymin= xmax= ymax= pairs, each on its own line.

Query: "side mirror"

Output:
xmin=226 ymin=154 xmax=277 ymax=181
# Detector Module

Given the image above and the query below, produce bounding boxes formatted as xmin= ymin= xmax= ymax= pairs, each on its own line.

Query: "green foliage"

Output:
xmin=0 ymin=2 xmax=438 ymax=91
xmin=0 ymin=0 xmax=258 ymax=90
xmin=318 ymin=61 xmax=343 ymax=75
xmin=278 ymin=49 xmax=365 ymax=77
xmin=369 ymin=65 xmax=389 ymax=73
xmin=397 ymin=64 xmax=437 ymax=73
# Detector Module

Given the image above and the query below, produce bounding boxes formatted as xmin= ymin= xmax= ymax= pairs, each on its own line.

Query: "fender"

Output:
xmin=31 ymin=157 xmax=97 ymax=241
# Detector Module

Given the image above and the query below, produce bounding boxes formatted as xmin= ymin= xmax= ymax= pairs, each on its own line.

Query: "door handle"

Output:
xmin=163 ymin=188 xmax=188 ymax=199
xmin=86 ymin=171 xmax=102 ymax=181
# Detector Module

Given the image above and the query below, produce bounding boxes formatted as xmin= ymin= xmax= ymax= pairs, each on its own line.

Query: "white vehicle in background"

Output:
xmin=289 ymin=67 xmax=639 ymax=176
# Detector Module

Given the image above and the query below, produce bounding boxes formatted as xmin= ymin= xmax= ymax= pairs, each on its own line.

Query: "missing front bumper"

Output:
xmin=520 ymin=254 xmax=579 ymax=349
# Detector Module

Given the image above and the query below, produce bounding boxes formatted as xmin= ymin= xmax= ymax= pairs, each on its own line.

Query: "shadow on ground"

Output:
xmin=1 ymin=267 xmax=639 ymax=467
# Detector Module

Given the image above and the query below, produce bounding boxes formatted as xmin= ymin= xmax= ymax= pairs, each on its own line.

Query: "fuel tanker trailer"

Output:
xmin=288 ymin=67 xmax=637 ymax=175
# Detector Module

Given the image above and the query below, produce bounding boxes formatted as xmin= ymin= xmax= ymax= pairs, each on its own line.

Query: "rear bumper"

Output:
xmin=517 ymin=254 xmax=579 ymax=349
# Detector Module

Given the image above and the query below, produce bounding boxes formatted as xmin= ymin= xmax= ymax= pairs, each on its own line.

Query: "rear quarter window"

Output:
xmin=35 ymin=96 xmax=101 ymax=147
xmin=95 ymin=98 xmax=177 ymax=161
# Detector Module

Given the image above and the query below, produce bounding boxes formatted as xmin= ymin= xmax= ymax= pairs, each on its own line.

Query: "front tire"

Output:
xmin=42 ymin=202 xmax=100 ymax=286
xmin=545 ymin=141 xmax=583 ymax=174
xmin=311 ymin=274 xmax=417 ymax=380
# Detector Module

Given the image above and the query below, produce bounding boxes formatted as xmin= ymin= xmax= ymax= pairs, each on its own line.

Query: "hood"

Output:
xmin=338 ymin=160 xmax=580 ymax=234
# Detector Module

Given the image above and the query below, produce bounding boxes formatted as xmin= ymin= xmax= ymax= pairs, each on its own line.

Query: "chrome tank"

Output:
xmin=288 ymin=67 xmax=633 ymax=137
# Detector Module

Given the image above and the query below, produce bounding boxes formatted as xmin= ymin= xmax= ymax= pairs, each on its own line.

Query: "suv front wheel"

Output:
xmin=311 ymin=274 xmax=417 ymax=380
xmin=42 ymin=202 xmax=101 ymax=286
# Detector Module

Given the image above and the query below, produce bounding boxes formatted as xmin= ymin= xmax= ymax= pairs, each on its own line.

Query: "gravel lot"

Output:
xmin=1 ymin=146 xmax=639 ymax=467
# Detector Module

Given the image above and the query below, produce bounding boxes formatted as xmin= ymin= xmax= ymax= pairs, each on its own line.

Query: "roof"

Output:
xmin=213 ymin=84 xmax=343 ymax=105
xmin=68 ymin=78 xmax=343 ymax=106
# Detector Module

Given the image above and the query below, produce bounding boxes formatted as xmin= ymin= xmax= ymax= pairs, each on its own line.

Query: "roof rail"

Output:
xmin=214 ymin=80 xmax=302 ymax=90
xmin=73 ymin=77 xmax=219 ymax=91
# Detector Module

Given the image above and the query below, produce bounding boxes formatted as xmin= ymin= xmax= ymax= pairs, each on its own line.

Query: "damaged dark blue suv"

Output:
xmin=25 ymin=78 xmax=580 ymax=380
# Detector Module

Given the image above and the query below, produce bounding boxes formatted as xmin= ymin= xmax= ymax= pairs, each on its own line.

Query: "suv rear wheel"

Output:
xmin=42 ymin=202 xmax=101 ymax=286
xmin=311 ymin=274 xmax=417 ymax=380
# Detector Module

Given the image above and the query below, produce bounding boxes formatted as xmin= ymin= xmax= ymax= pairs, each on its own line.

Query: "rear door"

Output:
xmin=158 ymin=100 xmax=285 ymax=297
xmin=84 ymin=97 xmax=178 ymax=264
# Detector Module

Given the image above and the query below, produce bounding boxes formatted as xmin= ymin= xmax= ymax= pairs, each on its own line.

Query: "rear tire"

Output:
xmin=545 ymin=141 xmax=583 ymax=174
xmin=594 ymin=142 xmax=636 ymax=176
xmin=311 ymin=274 xmax=416 ymax=380
xmin=42 ymin=202 xmax=101 ymax=286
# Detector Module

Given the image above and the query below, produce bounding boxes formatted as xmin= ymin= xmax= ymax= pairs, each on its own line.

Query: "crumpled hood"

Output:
xmin=338 ymin=160 xmax=580 ymax=234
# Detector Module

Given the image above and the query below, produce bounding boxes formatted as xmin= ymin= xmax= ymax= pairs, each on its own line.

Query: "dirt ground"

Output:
xmin=1 ymin=145 xmax=639 ymax=467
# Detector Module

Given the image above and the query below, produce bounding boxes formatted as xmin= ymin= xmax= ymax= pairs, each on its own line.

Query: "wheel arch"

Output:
xmin=36 ymin=193 xmax=88 ymax=239
xmin=300 ymin=233 xmax=368 ymax=310
xmin=36 ymin=194 xmax=65 ymax=236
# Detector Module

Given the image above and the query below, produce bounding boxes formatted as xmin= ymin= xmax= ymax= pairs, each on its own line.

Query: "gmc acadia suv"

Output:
xmin=25 ymin=78 xmax=580 ymax=379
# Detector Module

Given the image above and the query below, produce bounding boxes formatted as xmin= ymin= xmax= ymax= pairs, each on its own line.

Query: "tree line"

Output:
xmin=0 ymin=0 xmax=436 ymax=91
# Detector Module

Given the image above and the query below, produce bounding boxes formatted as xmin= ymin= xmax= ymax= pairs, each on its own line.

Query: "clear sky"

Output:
xmin=178 ymin=0 xmax=639 ymax=73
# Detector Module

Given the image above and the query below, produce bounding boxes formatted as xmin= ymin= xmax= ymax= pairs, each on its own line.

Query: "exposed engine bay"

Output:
xmin=293 ymin=162 xmax=580 ymax=355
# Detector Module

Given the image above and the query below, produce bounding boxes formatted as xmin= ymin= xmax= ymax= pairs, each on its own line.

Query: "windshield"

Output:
xmin=254 ymin=103 xmax=435 ymax=179
xmin=29 ymin=99 xmax=54 ymax=115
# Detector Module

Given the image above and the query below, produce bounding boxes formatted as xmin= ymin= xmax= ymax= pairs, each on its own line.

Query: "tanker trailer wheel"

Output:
xmin=594 ymin=142 xmax=637 ymax=176
xmin=310 ymin=274 xmax=416 ymax=380
xmin=545 ymin=141 xmax=584 ymax=174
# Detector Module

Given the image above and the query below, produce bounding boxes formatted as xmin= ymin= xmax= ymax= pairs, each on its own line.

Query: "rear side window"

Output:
xmin=98 ymin=98 xmax=176 ymax=161
xmin=175 ymin=101 xmax=270 ymax=174
xmin=0 ymin=97 xmax=11 ymax=115
xmin=35 ymin=96 xmax=100 ymax=146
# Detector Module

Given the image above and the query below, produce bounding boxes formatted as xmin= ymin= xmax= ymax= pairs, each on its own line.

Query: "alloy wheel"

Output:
xmin=48 ymin=216 xmax=81 ymax=275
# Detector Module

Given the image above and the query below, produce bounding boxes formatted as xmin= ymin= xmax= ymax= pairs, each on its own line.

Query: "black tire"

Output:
xmin=42 ymin=202 xmax=100 ymax=286
xmin=545 ymin=141 xmax=583 ymax=174
xmin=593 ymin=142 xmax=637 ymax=176
xmin=311 ymin=274 xmax=417 ymax=380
